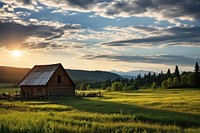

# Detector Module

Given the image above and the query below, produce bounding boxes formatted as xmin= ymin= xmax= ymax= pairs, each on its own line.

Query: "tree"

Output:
xmin=101 ymin=84 xmax=106 ymax=90
xmin=195 ymin=62 xmax=199 ymax=72
xmin=180 ymin=74 xmax=188 ymax=86
xmin=188 ymin=73 xmax=195 ymax=86
xmin=161 ymin=80 xmax=168 ymax=89
xmin=137 ymin=74 xmax=141 ymax=80
xmin=133 ymin=81 xmax=139 ymax=90
xmin=151 ymin=82 xmax=157 ymax=90
xmin=166 ymin=69 xmax=171 ymax=79
xmin=173 ymin=77 xmax=180 ymax=87
xmin=111 ymin=82 xmax=123 ymax=91
xmin=167 ymin=78 xmax=173 ymax=88
xmin=174 ymin=65 xmax=180 ymax=81
xmin=86 ymin=85 xmax=91 ymax=90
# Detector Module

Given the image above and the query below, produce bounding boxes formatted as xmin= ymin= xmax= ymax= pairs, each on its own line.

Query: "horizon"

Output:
xmin=0 ymin=0 xmax=200 ymax=72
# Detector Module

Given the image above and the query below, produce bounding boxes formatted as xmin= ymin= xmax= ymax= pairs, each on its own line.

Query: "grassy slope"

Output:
xmin=0 ymin=88 xmax=200 ymax=132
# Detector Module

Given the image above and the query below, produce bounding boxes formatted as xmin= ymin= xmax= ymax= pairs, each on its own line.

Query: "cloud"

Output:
xmin=94 ymin=0 xmax=200 ymax=21
xmin=0 ymin=21 xmax=82 ymax=50
xmin=82 ymin=54 xmax=200 ymax=66
xmin=101 ymin=26 xmax=200 ymax=47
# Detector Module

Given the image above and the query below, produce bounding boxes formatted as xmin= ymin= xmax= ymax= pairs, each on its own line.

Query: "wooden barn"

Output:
xmin=18 ymin=63 xmax=75 ymax=98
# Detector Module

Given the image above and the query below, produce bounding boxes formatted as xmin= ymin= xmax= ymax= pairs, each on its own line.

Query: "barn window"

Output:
xmin=57 ymin=75 xmax=61 ymax=83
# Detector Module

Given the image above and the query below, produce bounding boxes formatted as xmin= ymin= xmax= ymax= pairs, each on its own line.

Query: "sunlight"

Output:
xmin=11 ymin=50 xmax=23 ymax=57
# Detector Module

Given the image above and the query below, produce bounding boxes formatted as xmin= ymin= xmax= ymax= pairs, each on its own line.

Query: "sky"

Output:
xmin=0 ymin=0 xmax=200 ymax=72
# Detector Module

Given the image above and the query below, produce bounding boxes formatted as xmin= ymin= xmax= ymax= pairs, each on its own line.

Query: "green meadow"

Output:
xmin=0 ymin=87 xmax=200 ymax=132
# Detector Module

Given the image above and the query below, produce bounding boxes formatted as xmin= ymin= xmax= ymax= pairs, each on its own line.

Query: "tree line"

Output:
xmin=77 ymin=62 xmax=200 ymax=91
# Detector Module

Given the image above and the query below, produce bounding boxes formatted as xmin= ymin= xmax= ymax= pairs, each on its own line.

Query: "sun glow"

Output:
xmin=11 ymin=50 xmax=23 ymax=57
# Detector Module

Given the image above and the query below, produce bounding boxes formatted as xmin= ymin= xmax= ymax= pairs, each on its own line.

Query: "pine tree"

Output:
xmin=195 ymin=62 xmax=199 ymax=72
xmin=174 ymin=65 xmax=180 ymax=81
xmin=166 ymin=69 xmax=171 ymax=79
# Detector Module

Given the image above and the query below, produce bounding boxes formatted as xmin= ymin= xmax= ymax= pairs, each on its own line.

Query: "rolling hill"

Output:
xmin=0 ymin=66 xmax=122 ymax=83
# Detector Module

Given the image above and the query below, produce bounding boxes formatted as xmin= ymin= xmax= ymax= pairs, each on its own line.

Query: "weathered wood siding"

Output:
xmin=21 ymin=86 xmax=47 ymax=96
xmin=47 ymin=65 xmax=75 ymax=96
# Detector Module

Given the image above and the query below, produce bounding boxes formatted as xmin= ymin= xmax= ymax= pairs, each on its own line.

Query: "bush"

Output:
xmin=106 ymin=86 xmax=111 ymax=91
xmin=111 ymin=82 xmax=123 ymax=91
xmin=101 ymin=84 xmax=106 ymax=90
xmin=181 ymin=74 xmax=188 ymax=86
xmin=188 ymin=73 xmax=195 ymax=86
xmin=161 ymin=80 xmax=168 ymax=89
xmin=151 ymin=82 xmax=157 ymax=90
xmin=86 ymin=85 xmax=91 ymax=90
xmin=167 ymin=78 xmax=173 ymax=88
xmin=173 ymin=77 xmax=180 ymax=87
xmin=132 ymin=81 xmax=139 ymax=90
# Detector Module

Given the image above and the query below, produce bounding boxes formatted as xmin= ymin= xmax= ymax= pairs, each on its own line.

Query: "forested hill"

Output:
xmin=66 ymin=69 xmax=122 ymax=82
xmin=0 ymin=66 xmax=122 ymax=83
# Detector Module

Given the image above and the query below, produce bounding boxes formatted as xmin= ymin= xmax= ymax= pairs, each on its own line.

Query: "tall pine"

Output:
xmin=166 ymin=69 xmax=171 ymax=79
xmin=174 ymin=65 xmax=180 ymax=81
xmin=195 ymin=62 xmax=199 ymax=72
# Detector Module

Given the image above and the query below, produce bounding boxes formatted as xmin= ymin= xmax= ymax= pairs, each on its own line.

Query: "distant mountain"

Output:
xmin=110 ymin=70 xmax=157 ymax=79
xmin=0 ymin=66 xmax=122 ymax=83
xmin=121 ymin=75 xmax=136 ymax=80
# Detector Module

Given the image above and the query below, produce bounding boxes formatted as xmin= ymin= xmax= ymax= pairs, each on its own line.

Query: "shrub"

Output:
xmin=86 ymin=85 xmax=91 ymax=90
xmin=132 ymin=81 xmax=139 ymax=90
xmin=173 ymin=77 xmax=180 ymax=87
xmin=151 ymin=82 xmax=157 ymax=90
xmin=101 ymin=84 xmax=106 ymax=90
xmin=106 ymin=86 xmax=111 ymax=91
xmin=181 ymin=74 xmax=188 ymax=86
xmin=161 ymin=80 xmax=168 ymax=89
xmin=167 ymin=78 xmax=173 ymax=88
xmin=188 ymin=73 xmax=195 ymax=86
xmin=111 ymin=82 xmax=123 ymax=91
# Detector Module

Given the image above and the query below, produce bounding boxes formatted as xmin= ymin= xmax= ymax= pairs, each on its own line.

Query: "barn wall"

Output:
xmin=21 ymin=86 xmax=47 ymax=97
xmin=47 ymin=66 xmax=75 ymax=96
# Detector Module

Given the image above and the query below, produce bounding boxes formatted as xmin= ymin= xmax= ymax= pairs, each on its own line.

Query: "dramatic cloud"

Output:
xmin=2 ymin=0 xmax=200 ymax=21
xmin=0 ymin=21 xmax=82 ymax=49
xmin=101 ymin=26 xmax=200 ymax=47
xmin=83 ymin=54 xmax=200 ymax=66
xmin=94 ymin=0 xmax=200 ymax=21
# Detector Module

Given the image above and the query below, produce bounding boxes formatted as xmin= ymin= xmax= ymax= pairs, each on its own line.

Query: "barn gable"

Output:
xmin=18 ymin=63 xmax=75 ymax=97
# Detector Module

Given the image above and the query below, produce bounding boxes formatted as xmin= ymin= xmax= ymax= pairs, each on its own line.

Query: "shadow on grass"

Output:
xmin=53 ymin=97 xmax=200 ymax=128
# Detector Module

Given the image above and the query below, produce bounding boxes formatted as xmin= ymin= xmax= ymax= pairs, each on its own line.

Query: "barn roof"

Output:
xmin=18 ymin=63 xmax=64 ymax=86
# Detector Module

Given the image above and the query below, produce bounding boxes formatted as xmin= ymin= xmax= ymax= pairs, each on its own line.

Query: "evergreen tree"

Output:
xmin=195 ymin=62 xmax=199 ymax=72
xmin=174 ymin=65 xmax=180 ymax=81
xmin=137 ymin=74 xmax=141 ymax=80
xmin=166 ymin=69 xmax=171 ymax=79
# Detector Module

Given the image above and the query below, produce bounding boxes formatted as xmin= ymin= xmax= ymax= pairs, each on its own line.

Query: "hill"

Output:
xmin=0 ymin=66 xmax=122 ymax=83
xmin=66 ymin=69 xmax=122 ymax=82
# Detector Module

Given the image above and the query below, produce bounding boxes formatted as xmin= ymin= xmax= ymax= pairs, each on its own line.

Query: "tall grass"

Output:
xmin=0 ymin=88 xmax=200 ymax=132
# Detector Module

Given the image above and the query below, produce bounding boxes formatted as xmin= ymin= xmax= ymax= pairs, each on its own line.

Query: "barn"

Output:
xmin=18 ymin=63 xmax=75 ymax=98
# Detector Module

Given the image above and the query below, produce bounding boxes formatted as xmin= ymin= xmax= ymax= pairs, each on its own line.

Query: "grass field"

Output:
xmin=0 ymin=87 xmax=200 ymax=132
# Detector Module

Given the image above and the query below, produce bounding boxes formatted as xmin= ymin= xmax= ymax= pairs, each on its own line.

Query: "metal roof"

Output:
xmin=18 ymin=63 xmax=60 ymax=86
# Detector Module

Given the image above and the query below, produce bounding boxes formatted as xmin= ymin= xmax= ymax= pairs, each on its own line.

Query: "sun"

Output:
xmin=11 ymin=50 xmax=23 ymax=57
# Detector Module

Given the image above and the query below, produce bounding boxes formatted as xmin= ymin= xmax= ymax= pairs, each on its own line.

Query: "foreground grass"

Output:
xmin=0 ymin=88 xmax=200 ymax=132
